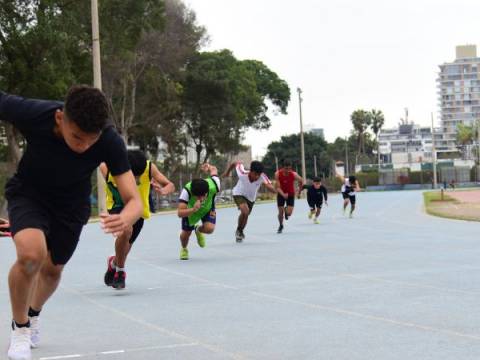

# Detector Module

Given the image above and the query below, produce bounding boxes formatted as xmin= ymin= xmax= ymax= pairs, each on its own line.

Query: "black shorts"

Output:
xmin=7 ymin=195 xmax=90 ymax=266
xmin=181 ymin=208 xmax=216 ymax=232
xmin=108 ymin=207 xmax=144 ymax=244
xmin=342 ymin=192 xmax=356 ymax=205
xmin=307 ymin=199 xmax=323 ymax=210
xmin=233 ymin=195 xmax=254 ymax=213
xmin=277 ymin=194 xmax=295 ymax=207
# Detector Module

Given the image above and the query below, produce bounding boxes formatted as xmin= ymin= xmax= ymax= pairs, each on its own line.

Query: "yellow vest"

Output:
xmin=105 ymin=161 xmax=151 ymax=219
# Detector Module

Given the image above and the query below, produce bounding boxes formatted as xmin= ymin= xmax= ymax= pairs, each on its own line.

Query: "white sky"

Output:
xmin=185 ymin=0 xmax=480 ymax=158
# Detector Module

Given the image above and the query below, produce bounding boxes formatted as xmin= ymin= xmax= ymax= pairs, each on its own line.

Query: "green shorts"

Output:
xmin=233 ymin=195 xmax=254 ymax=213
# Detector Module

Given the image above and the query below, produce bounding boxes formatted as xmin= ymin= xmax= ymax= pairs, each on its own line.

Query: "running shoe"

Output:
xmin=112 ymin=271 xmax=126 ymax=290
xmin=180 ymin=247 xmax=189 ymax=260
xmin=235 ymin=229 xmax=243 ymax=243
xmin=195 ymin=225 xmax=206 ymax=248
xmin=349 ymin=212 xmax=353 ymax=219
xmin=29 ymin=316 xmax=40 ymax=348
xmin=308 ymin=212 xmax=313 ymax=219
xmin=104 ymin=255 xmax=116 ymax=286
xmin=277 ymin=224 xmax=284 ymax=234
xmin=313 ymin=218 xmax=320 ymax=224
xmin=8 ymin=322 xmax=32 ymax=360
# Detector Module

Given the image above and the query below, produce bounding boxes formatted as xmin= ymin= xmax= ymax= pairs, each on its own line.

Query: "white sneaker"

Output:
xmin=29 ymin=316 xmax=40 ymax=348
xmin=7 ymin=323 xmax=32 ymax=360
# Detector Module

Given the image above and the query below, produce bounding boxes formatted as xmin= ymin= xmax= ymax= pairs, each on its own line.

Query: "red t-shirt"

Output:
xmin=276 ymin=169 xmax=297 ymax=195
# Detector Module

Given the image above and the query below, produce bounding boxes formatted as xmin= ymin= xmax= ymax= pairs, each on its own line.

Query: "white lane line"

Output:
xmin=138 ymin=259 xmax=480 ymax=342
xmin=39 ymin=343 xmax=199 ymax=360
xmin=60 ymin=285 xmax=247 ymax=360
xmin=100 ymin=350 xmax=125 ymax=355
xmin=248 ymin=290 xmax=480 ymax=341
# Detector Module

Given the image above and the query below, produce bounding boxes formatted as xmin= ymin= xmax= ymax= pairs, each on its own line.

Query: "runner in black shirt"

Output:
xmin=303 ymin=177 xmax=328 ymax=224
xmin=1 ymin=85 xmax=142 ymax=360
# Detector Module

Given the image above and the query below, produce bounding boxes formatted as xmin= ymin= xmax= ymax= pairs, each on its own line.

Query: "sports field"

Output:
xmin=1 ymin=190 xmax=480 ymax=360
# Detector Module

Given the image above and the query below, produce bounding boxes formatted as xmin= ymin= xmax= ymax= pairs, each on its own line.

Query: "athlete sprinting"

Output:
xmin=222 ymin=160 xmax=277 ymax=242
xmin=303 ymin=177 xmax=328 ymax=224
xmin=337 ymin=174 xmax=361 ymax=218
xmin=275 ymin=160 xmax=304 ymax=233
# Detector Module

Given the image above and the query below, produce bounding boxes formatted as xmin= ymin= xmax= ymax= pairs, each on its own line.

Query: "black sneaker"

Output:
xmin=277 ymin=224 xmax=284 ymax=234
xmin=104 ymin=255 xmax=116 ymax=287
xmin=235 ymin=229 xmax=243 ymax=243
xmin=112 ymin=271 xmax=126 ymax=290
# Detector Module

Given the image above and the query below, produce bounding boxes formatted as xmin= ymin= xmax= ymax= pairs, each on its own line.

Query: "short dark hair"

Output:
xmin=282 ymin=159 xmax=292 ymax=167
xmin=250 ymin=160 xmax=264 ymax=174
xmin=127 ymin=150 xmax=147 ymax=176
xmin=348 ymin=175 xmax=357 ymax=183
xmin=64 ymin=85 xmax=109 ymax=133
xmin=191 ymin=179 xmax=209 ymax=196
xmin=312 ymin=176 xmax=322 ymax=183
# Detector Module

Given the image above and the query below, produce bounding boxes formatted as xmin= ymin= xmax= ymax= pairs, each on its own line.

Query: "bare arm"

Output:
xmin=274 ymin=171 xmax=287 ymax=198
xmin=201 ymin=163 xmax=218 ymax=177
xmin=177 ymin=201 xmax=201 ymax=218
xmin=264 ymin=182 xmax=278 ymax=194
xmin=99 ymin=162 xmax=108 ymax=179
xmin=222 ymin=162 xmax=238 ymax=178
xmin=151 ymin=163 xmax=175 ymax=196
xmin=336 ymin=173 xmax=345 ymax=183
xmin=355 ymin=181 xmax=361 ymax=192
xmin=294 ymin=172 xmax=304 ymax=196
xmin=101 ymin=170 xmax=142 ymax=236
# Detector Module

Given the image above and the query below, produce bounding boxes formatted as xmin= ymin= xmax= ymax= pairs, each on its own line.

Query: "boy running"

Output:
xmin=275 ymin=160 xmax=304 ymax=233
xmin=101 ymin=150 xmax=174 ymax=289
xmin=303 ymin=177 xmax=328 ymax=224
xmin=1 ymin=86 xmax=142 ymax=360
xmin=337 ymin=174 xmax=361 ymax=218
xmin=177 ymin=163 xmax=219 ymax=260
xmin=222 ymin=160 xmax=277 ymax=242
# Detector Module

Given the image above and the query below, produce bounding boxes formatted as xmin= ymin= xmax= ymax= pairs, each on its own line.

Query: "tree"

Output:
xmin=370 ymin=109 xmax=385 ymax=165
xmin=262 ymin=133 xmax=329 ymax=179
xmin=350 ymin=109 xmax=371 ymax=156
xmin=98 ymin=0 xmax=166 ymax=142
xmin=127 ymin=0 xmax=207 ymax=172
xmin=182 ymin=50 xmax=290 ymax=169
xmin=456 ymin=122 xmax=476 ymax=160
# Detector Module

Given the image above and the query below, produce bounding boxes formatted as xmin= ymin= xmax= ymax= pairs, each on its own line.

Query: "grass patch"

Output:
xmin=423 ymin=191 xmax=480 ymax=222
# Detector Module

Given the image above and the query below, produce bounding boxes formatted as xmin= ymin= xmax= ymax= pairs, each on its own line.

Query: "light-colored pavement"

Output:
xmin=1 ymin=191 xmax=480 ymax=360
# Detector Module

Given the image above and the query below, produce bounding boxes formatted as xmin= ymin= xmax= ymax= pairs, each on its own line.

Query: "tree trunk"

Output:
xmin=120 ymin=78 xmax=127 ymax=142
xmin=195 ymin=143 xmax=202 ymax=171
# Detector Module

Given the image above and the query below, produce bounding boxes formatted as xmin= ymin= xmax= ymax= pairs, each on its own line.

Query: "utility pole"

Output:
xmin=345 ymin=136 xmax=349 ymax=175
xmin=91 ymin=0 xmax=106 ymax=214
xmin=431 ymin=112 xmax=437 ymax=189
xmin=297 ymin=88 xmax=307 ymax=181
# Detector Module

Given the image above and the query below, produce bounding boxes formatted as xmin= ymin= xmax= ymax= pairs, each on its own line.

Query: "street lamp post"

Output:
xmin=297 ymin=88 xmax=307 ymax=182
xmin=91 ymin=0 xmax=106 ymax=214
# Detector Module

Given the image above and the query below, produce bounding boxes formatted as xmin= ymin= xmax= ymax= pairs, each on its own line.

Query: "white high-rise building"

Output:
xmin=437 ymin=45 xmax=480 ymax=152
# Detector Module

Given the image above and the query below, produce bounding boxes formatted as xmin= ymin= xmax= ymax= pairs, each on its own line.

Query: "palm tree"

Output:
xmin=456 ymin=123 xmax=474 ymax=160
xmin=350 ymin=109 xmax=371 ymax=157
xmin=370 ymin=109 xmax=385 ymax=166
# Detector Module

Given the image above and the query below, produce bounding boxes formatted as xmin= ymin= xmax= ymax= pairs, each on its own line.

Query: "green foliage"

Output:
xmin=182 ymin=50 xmax=290 ymax=168
xmin=262 ymin=132 xmax=329 ymax=179
xmin=350 ymin=109 xmax=372 ymax=155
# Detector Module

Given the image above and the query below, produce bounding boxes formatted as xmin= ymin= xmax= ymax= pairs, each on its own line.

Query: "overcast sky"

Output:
xmin=185 ymin=0 xmax=480 ymax=158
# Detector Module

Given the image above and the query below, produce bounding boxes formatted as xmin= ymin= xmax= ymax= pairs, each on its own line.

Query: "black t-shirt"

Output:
xmin=303 ymin=184 xmax=328 ymax=203
xmin=0 ymin=92 xmax=130 ymax=209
